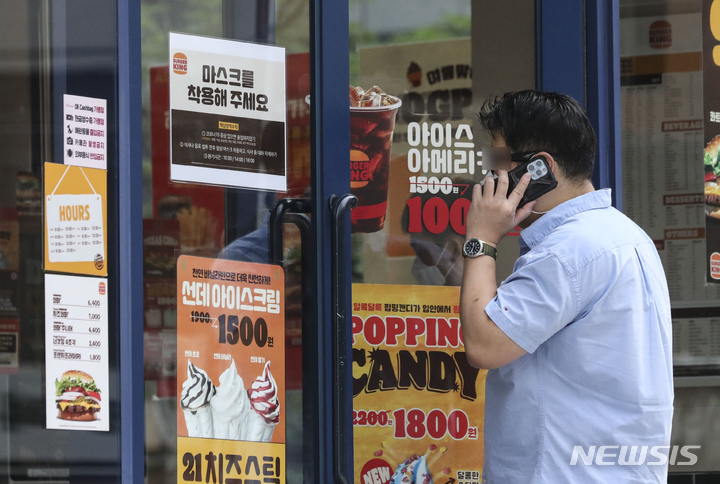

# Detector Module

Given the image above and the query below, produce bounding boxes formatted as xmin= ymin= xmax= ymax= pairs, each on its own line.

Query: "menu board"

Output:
xmin=352 ymin=284 xmax=486 ymax=484
xmin=176 ymin=255 xmax=285 ymax=483
xmin=44 ymin=274 xmax=109 ymax=432
xmin=620 ymin=13 xmax=720 ymax=307
xmin=169 ymin=33 xmax=287 ymax=192
xmin=673 ymin=316 xmax=720 ymax=367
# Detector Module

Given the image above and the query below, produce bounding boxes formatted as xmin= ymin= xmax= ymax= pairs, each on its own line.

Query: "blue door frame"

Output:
xmin=114 ymin=0 xmax=622 ymax=482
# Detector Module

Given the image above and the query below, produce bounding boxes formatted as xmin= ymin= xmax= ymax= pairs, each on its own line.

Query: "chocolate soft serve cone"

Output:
xmin=180 ymin=360 xmax=216 ymax=438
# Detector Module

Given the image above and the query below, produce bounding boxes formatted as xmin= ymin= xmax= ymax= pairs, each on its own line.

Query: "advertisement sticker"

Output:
xmin=352 ymin=284 xmax=486 ymax=484
xmin=169 ymin=33 xmax=287 ymax=192
xmin=63 ymin=94 xmax=107 ymax=170
xmin=176 ymin=255 xmax=285 ymax=483
xmin=44 ymin=274 xmax=109 ymax=431
xmin=704 ymin=1 xmax=720 ymax=283
xmin=44 ymin=163 xmax=108 ymax=276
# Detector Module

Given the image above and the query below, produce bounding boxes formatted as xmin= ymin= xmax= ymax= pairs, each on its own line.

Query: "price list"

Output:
xmin=45 ymin=273 xmax=109 ymax=431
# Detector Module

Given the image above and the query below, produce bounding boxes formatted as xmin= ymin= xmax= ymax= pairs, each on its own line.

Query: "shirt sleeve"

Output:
xmin=484 ymin=251 xmax=579 ymax=354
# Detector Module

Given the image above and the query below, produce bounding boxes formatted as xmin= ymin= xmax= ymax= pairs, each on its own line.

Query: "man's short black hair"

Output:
xmin=478 ymin=90 xmax=597 ymax=182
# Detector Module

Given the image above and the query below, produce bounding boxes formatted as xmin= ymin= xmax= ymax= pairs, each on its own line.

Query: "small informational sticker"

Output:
xmin=63 ymin=94 xmax=107 ymax=170
xmin=169 ymin=33 xmax=287 ymax=192
xmin=44 ymin=163 xmax=107 ymax=276
xmin=0 ymin=319 xmax=19 ymax=374
xmin=176 ymin=255 xmax=285 ymax=482
xmin=45 ymin=274 xmax=109 ymax=432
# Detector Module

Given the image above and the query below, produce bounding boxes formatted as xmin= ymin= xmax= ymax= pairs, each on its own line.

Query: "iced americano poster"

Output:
xmin=176 ymin=255 xmax=285 ymax=483
xmin=352 ymin=284 xmax=487 ymax=484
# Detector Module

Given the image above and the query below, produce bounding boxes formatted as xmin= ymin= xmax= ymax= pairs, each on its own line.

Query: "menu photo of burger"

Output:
xmin=54 ymin=370 xmax=101 ymax=422
xmin=705 ymin=135 xmax=720 ymax=219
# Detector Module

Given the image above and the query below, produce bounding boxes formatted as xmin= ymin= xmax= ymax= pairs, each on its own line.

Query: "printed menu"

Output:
xmin=352 ymin=284 xmax=486 ymax=484
xmin=176 ymin=255 xmax=285 ymax=483
xmin=44 ymin=274 xmax=109 ymax=431
xmin=620 ymin=13 xmax=720 ymax=306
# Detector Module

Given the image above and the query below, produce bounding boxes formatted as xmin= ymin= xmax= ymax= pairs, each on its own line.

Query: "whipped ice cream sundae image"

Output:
xmin=180 ymin=358 xmax=281 ymax=443
xmin=180 ymin=360 xmax=216 ymax=438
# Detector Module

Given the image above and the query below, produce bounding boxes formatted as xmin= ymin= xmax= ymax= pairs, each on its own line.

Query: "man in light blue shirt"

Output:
xmin=459 ymin=91 xmax=673 ymax=483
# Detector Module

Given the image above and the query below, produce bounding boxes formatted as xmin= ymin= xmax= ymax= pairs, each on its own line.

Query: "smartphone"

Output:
xmin=506 ymin=155 xmax=558 ymax=208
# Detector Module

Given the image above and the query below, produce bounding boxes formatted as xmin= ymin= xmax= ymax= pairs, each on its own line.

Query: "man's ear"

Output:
xmin=537 ymin=151 xmax=557 ymax=174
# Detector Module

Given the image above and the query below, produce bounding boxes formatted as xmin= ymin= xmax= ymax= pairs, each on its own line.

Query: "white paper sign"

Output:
xmin=169 ymin=32 xmax=287 ymax=191
xmin=63 ymin=94 xmax=107 ymax=169
xmin=45 ymin=274 xmax=109 ymax=432
xmin=46 ymin=194 xmax=104 ymax=263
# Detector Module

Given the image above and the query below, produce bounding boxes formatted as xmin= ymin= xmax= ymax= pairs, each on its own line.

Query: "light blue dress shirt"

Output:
xmin=483 ymin=189 xmax=673 ymax=483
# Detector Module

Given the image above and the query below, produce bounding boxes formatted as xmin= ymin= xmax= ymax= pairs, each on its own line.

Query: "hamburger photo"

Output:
xmin=55 ymin=370 xmax=101 ymax=421
xmin=705 ymin=135 xmax=720 ymax=219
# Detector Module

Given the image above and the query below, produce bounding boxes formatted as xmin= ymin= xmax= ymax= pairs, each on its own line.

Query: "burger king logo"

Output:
xmin=711 ymin=253 xmax=720 ymax=280
xmin=649 ymin=20 xmax=672 ymax=49
xmin=173 ymin=52 xmax=188 ymax=75
xmin=98 ymin=282 xmax=106 ymax=295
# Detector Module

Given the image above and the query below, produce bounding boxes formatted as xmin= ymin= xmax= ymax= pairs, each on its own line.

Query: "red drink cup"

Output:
xmin=349 ymin=96 xmax=401 ymax=233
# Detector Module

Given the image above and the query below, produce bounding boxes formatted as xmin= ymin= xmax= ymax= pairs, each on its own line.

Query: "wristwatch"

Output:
xmin=462 ymin=238 xmax=497 ymax=260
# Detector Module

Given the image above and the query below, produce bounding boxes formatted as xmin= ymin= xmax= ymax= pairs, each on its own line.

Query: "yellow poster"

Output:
xmin=353 ymin=284 xmax=486 ymax=484
xmin=44 ymin=162 xmax=108 ymax=276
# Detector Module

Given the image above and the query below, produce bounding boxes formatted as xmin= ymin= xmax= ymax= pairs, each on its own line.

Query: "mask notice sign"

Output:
xmin=169 ymin=33 xmax=287 ymax=192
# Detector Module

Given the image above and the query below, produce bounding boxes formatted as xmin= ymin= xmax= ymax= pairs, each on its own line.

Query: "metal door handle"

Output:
xmin=329 ymin=194 xmax=357 ymax=484
xmin=269 ymin=198 xmax=312 ymax=265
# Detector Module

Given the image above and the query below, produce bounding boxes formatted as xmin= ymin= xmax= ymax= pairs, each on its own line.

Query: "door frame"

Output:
xmin=115 ymin=0 xmax=622 ymax=482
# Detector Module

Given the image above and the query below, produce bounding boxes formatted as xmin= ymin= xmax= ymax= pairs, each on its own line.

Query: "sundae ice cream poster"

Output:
xmin=176 ymin=255 xmax=285 ymax=483
xmin=352 ymin=284 xmax=486 ymax=484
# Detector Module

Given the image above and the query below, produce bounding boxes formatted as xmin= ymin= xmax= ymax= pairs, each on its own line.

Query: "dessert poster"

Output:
xmin=176 ymin=255 xmax=285 ymax=483
xmin=169 ymin=33 xmax=287 ymax=192
xmin=352 ymin=284 xmax=486 ymax=484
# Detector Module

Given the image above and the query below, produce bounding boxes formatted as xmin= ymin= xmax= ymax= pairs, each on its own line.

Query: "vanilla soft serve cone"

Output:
xmin=210 ymin=359 xmax=251 ymax=440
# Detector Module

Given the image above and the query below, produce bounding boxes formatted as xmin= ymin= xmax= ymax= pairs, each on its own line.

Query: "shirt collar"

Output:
xmin=519 ymin=189 xmax=612 ymax=253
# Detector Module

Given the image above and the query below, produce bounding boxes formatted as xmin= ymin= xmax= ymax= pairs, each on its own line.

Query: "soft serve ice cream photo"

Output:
xmin=175 ymin=256 xmax=286 ymax=445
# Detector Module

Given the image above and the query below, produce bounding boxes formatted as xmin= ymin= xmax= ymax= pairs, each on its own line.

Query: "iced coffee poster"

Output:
xmin=176 ymin=255 xmax=285 ymax=483
xmin=355 ymin=39 xmax=476 ymax=242
xmin=352 ymin=284 xmax=487 ymax=484
xmin=169 ymin=33 xmax=287 ymax=192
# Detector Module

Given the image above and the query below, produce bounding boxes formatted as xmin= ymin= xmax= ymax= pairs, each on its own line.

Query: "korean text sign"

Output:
xmin=169 ymin=33 xmax=287 ymax=192
xmin=352 ymin=284 xmax=486 ymax=484
xmin=176 ymin=255 xmax=285 ymax=483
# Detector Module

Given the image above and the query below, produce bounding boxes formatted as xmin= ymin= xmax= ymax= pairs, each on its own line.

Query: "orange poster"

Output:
xmin=176 ymin=255 xmax=285 ymax=483
xmin=44 ymin=162 xmax=108 ymax=276
xmin=352 ymin=284 xmax=486 ymax=484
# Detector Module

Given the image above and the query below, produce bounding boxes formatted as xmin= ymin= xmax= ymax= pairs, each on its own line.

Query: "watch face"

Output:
xmin=464 ymin=238 xmax=482 ymax=257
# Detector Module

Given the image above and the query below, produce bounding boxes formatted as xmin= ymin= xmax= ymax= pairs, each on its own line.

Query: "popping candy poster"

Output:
xmin=352 ymin=284 xmax=487 ymax=484
xmin=176 ymin=255 xmax=285 ymax=483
